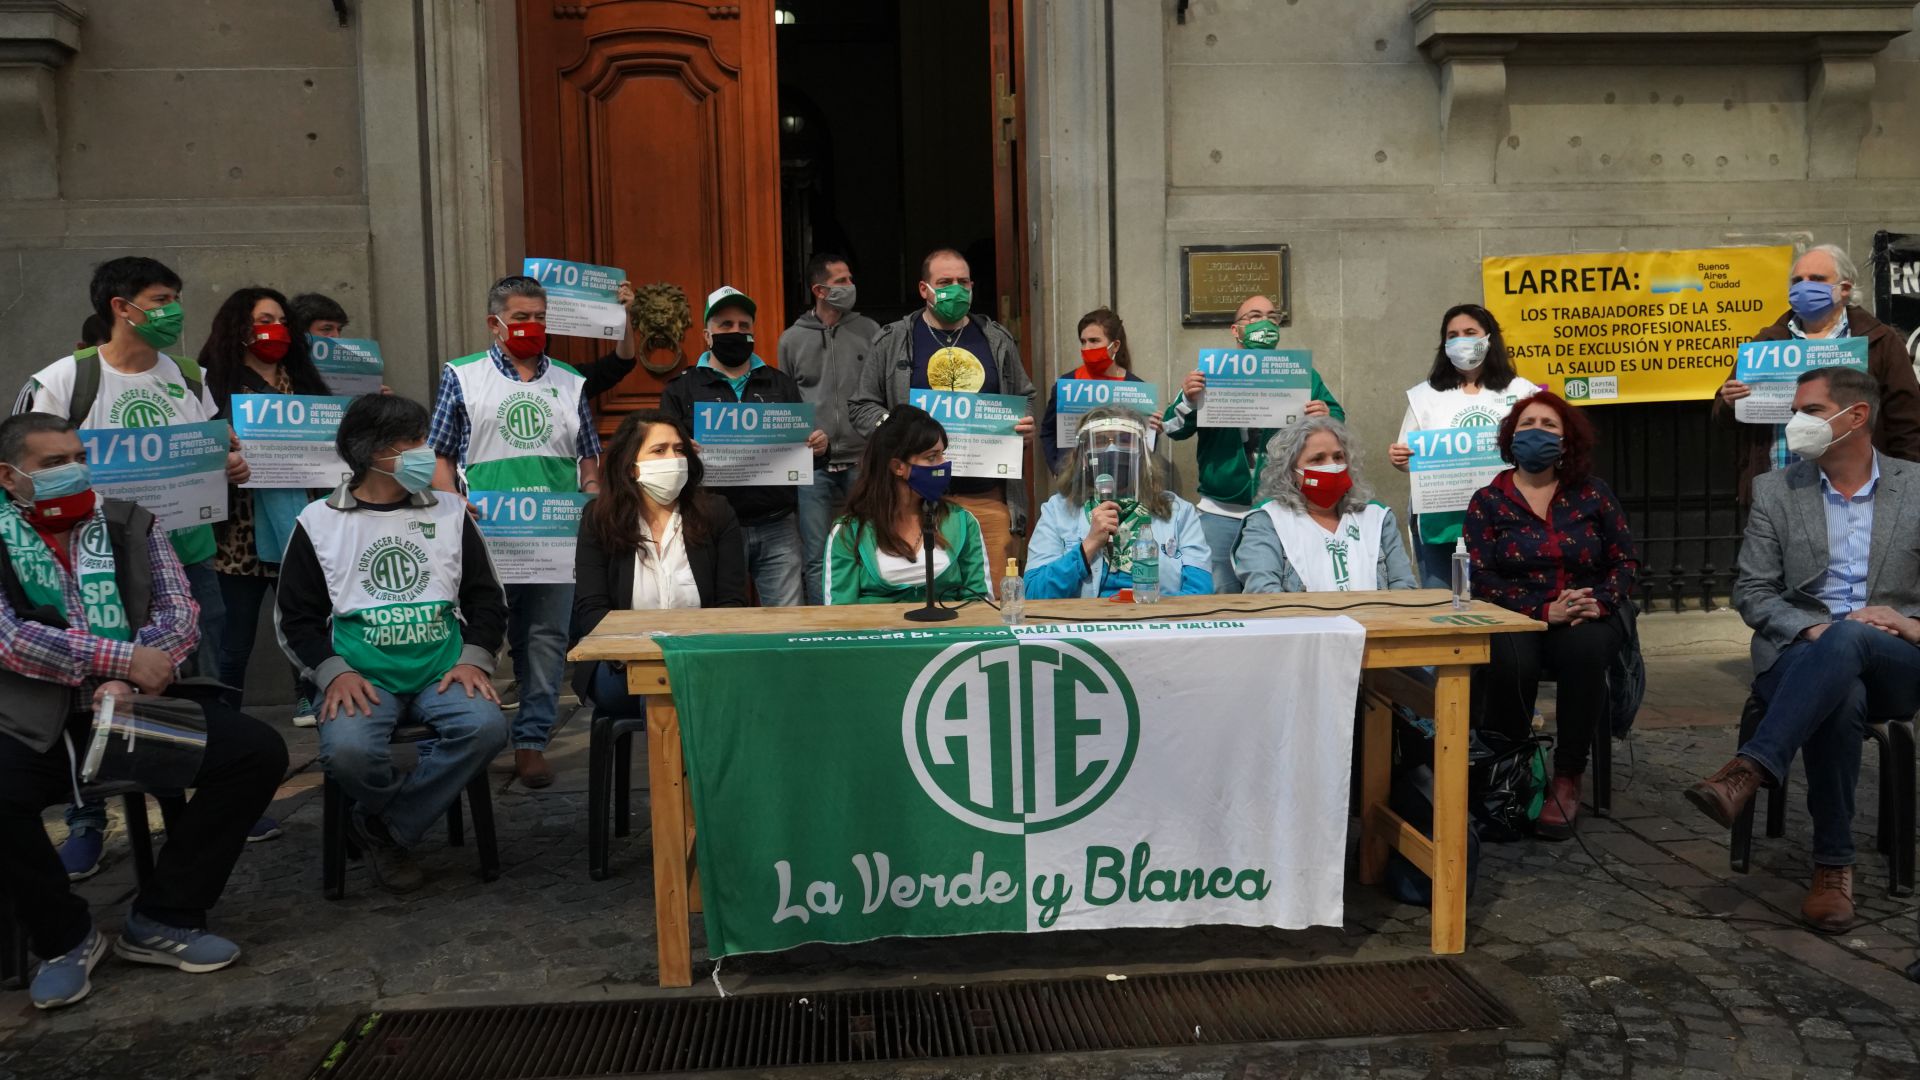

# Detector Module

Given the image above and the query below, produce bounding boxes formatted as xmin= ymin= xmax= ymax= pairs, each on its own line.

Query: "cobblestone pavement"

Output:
xmin=2 ymin=654 xmax=1917 ymax=1079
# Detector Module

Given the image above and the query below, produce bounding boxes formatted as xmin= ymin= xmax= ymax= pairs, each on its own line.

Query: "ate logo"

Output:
xmin=356 ymin=537 xmax=431 ymax=602
xmin=497 ymin=392 xmax=556 ymax=450
xmin=109 ymin=389 xmax=175 ymax=430
xmin=902 ymin=640 xmax=1139 ymax=835
xmin=1562 ymin=378 xmax=1591 ymax=401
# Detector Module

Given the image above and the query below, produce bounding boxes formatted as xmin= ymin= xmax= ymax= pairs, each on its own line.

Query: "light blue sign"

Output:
xmin=471 ymin=491 xmax=592 ymax=584
xmin=695 ymin=402 xmax=817 ymax=486
xmin=1406 ymin=426 xmax=1506 ymax=515
xmin=1733 ymin=337 xmax=1869 ymax=424
xmin=524 ymin=257 xmax=627 ymax=340
xmin=1195 ymin=348 xmax=1314 ymax=429
xmin=82 ymin=420 xmax=231 ymax=532
xmin=1054 ymin=379 xmax=1159 ymax=448
xmin=308 ymin=337 xmax=384 ymax=396
xmin=231 ymin=394 xmax=357 ymax=488
xmin=911 ymin=390 xmax=1026 ymax=479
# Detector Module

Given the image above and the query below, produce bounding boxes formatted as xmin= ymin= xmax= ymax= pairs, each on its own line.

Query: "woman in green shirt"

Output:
xmin=825 ymin=405 xmax=991 ymax=605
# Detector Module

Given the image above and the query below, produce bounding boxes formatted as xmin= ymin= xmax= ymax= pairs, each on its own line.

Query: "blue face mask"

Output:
xmin=378 ymin=446 xmax=438 ymax=494
xmin=1788 ymin=279 xmax=1839 ymax=323
xmin=906 ymin=462 xmax=951 ymax=503
xmin=1510 ymin=428 xmax=1563 ymax=474
xmin=25 ymin=461 xmax=92 ymax=501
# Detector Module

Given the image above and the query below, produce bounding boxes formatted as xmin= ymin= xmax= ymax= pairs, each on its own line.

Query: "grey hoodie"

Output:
xmin=779 ymin=309 xmax=881 ymax=468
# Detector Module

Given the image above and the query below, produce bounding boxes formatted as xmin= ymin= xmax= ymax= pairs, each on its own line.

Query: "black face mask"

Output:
xmin=710 ymin=332 xmax=754 ymax=368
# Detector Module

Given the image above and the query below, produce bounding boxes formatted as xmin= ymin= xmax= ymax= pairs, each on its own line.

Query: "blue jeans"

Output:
xmin=1741 ymin=619 xmax=1920 ymax=867
xmin=317 ymin=680 xmax=508 ymax=848
xmin=505 ymin=582 xmax=572 ymax=751
xmin=745 ymin=516 xmax=805 ymax=607
xmin=797 ymin=466 xmax=858 ymax=605
xmin=590 ymin=662 xmax=646 ymax=718
xmin=1198 ymin=509 xmax=1244 ymax=594
xmin=217 ymin=571 xmax=273 ymax=699
xmin=183 ymin=558 xmax=225 ymax=680
xmin=1414 ymin=539 xmax=1453 ymax=590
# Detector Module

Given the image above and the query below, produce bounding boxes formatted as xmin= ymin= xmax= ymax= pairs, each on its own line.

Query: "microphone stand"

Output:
xmin=904 ymin=497 xmax=958 ymax=622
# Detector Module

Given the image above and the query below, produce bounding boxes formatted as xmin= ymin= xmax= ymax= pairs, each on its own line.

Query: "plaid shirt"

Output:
xmin=427 ymin=345 xmax=602 ymax=466
xmin=0 ymin=513 xmax=200 ymax=692
xmin=1768 ymin=313 xmax=1853 ymax=470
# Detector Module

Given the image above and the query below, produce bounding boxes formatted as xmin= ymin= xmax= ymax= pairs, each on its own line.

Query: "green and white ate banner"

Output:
xmin=659 ymin=617 xmax=1366 ymax=958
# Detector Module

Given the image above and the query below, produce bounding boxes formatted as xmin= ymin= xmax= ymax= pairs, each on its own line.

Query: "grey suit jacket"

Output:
xmin=1733 ymin=455 xmax=1920 ymax=675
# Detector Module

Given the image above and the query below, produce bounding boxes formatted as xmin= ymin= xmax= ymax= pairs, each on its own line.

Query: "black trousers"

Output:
xmin=0 ymin=700 xmax=287 ymax=960
xmin=1475 ymin=616 xmax=1624 ymax=775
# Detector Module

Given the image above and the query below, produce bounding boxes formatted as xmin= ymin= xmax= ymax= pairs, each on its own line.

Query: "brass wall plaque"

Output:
xmin=1181 ymin=244 xmax=1290 ymax=326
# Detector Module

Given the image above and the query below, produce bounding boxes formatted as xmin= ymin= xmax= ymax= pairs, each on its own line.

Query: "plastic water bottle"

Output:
xmin=1132 ymin=534 xmax=1161 ymax=604
xmin=1451 ymin=537 xmax=1471 ymax=610
xmin=1000 ymin=558 xmax=1024 ymax=626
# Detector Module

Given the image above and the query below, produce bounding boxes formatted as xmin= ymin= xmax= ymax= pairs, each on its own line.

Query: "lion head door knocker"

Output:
xmin=629 ymin=282 xmax=694 ymax=376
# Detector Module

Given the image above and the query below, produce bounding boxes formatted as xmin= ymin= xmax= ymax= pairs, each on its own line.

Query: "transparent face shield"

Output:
xmin=1079 ymin=415 xmax=1149 ymax=506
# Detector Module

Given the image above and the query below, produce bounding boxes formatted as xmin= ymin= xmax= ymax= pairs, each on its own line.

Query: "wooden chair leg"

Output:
xmin=322 ymin=776 xmax=347 ymax=901
xmin=588 ymin=713 xmax=612 ymax=881
xmin=465 ymin=774 xmax=500 ymax=883
xmin=614 ymin=730 xmax=635 ymax=839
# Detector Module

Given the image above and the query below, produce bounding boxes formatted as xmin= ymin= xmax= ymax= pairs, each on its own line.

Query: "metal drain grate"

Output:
xmin=311 ymin=960 xmax=1512 ymax=1078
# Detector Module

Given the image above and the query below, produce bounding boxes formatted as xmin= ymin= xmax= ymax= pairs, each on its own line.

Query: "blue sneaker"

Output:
xmin=113 ymin=912 xmax=241 ymax=974
xmin=30 ymin=928 xmax=106 ymax=1010
xmin=59 ymin=829 xmax=104 ymax=882
xmin=247 ymin=816 xmax=283 ymax=842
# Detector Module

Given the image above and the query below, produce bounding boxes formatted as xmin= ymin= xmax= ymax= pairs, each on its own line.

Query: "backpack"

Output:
xmin=65 ymin=347 xmax=205 ymax=425
xmin=1608 ymin=597 xmax=1647 ymax=738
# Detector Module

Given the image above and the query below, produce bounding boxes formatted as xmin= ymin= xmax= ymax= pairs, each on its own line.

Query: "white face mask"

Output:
xmin=635 ymin=456 xmax=689 ymax=504
xmin=1444 ymin=336 xmax=1489 ymax=371
xmin=1784 ymin=406 xmax=1861 ymax=460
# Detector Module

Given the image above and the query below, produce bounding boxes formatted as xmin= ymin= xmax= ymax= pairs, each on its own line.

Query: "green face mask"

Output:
xmin=128 ymin=300 xmax=184 ymax=349
xmin=928 ymin=283 xmax=972 ymax=324
xmin=1241 ymin=319 xmax=1281 ymax=350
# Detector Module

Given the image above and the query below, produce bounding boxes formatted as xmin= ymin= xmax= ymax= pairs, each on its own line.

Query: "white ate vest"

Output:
xmin=297 ymin=491 xmax=470 ymax=694
xmin=447 ymin=351 xmax=586 ymax=493
xmin=1260 ymin=502 xmax=1387 ymax=592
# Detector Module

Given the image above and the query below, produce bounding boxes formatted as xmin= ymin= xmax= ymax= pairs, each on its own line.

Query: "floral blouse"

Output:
xmin=1464 ymin=469 xmax=1639 ymax=620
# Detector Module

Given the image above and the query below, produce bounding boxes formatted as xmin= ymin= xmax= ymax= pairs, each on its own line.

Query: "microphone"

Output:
xmin=1094 ymin=472 xmax=1120 ymax=560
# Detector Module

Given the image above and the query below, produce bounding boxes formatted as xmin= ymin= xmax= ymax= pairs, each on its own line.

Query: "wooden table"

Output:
xmin=570 ymin=590 xmax=1541 ymax=987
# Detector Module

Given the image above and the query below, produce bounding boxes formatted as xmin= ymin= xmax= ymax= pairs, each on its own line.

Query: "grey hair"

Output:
xmin=1801 ymin=243 xmax=1858 ymax=287
xmin=1255 ymin=416 xmax=1375 ymax=518
xmin=487 ymin=274 xmax=546 ymax=316
xmin=0 ymin=412 xmax=76 ymax=467
xmin=335 ymin=393 xmax=429 ymax=483
xmin=1054 ymin=404 xmax=1174 ymax=519
xmin=1798 ymin=365 xmax=1880 ymax=421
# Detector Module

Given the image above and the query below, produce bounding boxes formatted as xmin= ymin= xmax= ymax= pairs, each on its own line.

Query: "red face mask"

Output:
xmin=26 ymin=489 xmax=97 ymax=532
xmin=1298 ymin=464 xmax=1352 ymax=510
xmin=247 ymin=322 xmax=292 ymax=363
xmin=1079 ymin=345 xmax=1115 ymax=377
xmin=498 ymin=319 xmax=547 ymax=361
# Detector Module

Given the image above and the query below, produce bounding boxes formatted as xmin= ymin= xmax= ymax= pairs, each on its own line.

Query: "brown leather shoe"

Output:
xmin=1801 ymin=864 xmax=1855 ymax=934
xmin=514 ymin=748 xmax=554 ymax=789
xmin=1535 ymin=773 xmax=1582 ymax=840
xmin=1685 ymin=756 xmax=1767 ymax=828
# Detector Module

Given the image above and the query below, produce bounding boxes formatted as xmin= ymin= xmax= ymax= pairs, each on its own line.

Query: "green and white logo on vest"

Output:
xmin=903 ymin=639 xmax=1139 ymax=835
xmin=1453 ymin=405 xmax=1503 ymax=427
xmin=109 ymin=388 xmax=176 ymax=429
xmin=496 ymin=391 xmax=557 ymax=451
xmin=356 ymin=536 xmax=432 ymax=602
xmin=1325 ymin=535 xmax=1353 ymax=589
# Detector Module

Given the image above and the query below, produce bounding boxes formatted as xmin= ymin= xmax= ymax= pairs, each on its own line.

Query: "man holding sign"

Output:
xmin=1163 ymin=294 xmax=1343 ymax=593
xmin=660 ymin=287 xmax=823 ymax=607
xmin=1717 ymin=244 xmax=1920 ymax=504
xmin=428 ymin=275 xmax=602 ymax=788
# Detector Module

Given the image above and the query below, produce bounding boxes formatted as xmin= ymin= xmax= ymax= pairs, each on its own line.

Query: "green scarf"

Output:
xmin=1089 ymin=498 xmax=1155 ymax=575
xmin=0 ymin=498 xmax=133 ymax=641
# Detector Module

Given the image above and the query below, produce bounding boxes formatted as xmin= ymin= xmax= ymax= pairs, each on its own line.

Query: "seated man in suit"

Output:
xmin=1687 ymin=366 xmax=1920 ymax=933
xmin=0 ymin=412 xmax=287 ymax=1010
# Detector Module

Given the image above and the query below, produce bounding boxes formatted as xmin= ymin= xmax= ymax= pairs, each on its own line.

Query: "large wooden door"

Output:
xmin=988 ymin=0 xmax=1027 ymax=363
xmin=519 ymin=0 xmax=783 ymax=421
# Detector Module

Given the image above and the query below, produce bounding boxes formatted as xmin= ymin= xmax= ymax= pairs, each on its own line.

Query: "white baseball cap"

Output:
xmin=704 ymin=285 xmax=756 ymax=321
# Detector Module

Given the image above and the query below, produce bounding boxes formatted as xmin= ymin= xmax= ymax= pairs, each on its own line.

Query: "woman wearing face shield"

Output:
xmin=1232 ymin=417 xmax=1417 ymax=594
xmin=1024 ymin=406 xmax=1213 ymax=598
xmin=1385 ymin=304 xmax=1537 ymax=587
xmin=825 ymin=405 xmax=992 ymax=605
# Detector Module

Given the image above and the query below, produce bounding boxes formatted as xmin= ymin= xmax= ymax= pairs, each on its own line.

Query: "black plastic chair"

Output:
xmin=1730 ymin=694 xmax=1916 ymax=897
xmin=3 ymin=783 xmax=159 ymax=989
xmin=320 ymin=725 xmax=499 ymax=899
xmin=587 ymin=710 xmax=648 ymax=880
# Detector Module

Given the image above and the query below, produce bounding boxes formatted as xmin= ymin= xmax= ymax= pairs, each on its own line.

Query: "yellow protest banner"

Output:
xmin=1482 ymin=245 xmax=1793 ymax=405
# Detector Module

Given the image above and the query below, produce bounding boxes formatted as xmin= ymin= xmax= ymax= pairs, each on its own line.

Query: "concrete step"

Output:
xmin=1637 ymin=608 xmax=1749 ymax=658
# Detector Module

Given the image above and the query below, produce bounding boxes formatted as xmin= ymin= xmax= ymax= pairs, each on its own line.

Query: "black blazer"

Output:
xmin=569 ymin=492 xmax=749 ymax=698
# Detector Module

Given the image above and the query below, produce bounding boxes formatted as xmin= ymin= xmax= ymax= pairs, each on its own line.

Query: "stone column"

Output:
xmin=1026 ymin=0 xmax=1112 ymax=386
xmin=0 ymin=1 xmax=83 ymax=200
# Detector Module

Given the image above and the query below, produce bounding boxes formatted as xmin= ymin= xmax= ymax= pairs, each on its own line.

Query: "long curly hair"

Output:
xmin=1256 ymin=417 xmax=1376 ymax=519
xmin=585 ymin=410 xmax=716 ymax=560
xmin=1497 ymin=390 xmax=1595 ymax=485
xmin=200 ymin=287 xmax=329 ymax=414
